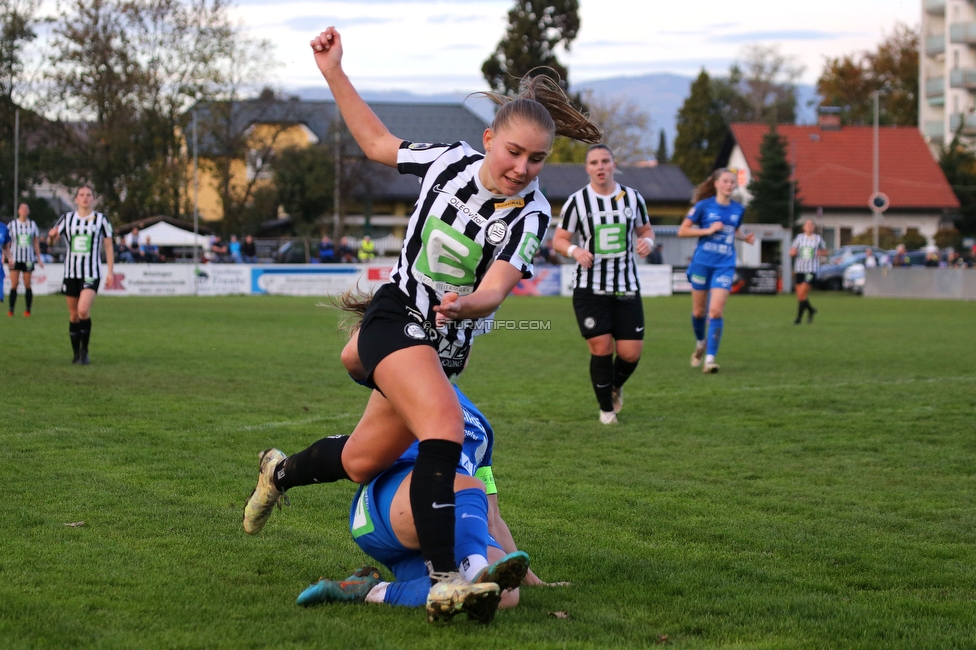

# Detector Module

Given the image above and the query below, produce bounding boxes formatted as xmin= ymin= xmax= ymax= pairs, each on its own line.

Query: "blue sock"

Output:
xmin=384 ymin=578 xmax=429 ymax=607
xmin=692 ymin=315 xmax=706 ymax=342
xmin=454 ymin=488 xmax=489 ymax=569
xmin=707 ymin=317 xmax=724 ymax=357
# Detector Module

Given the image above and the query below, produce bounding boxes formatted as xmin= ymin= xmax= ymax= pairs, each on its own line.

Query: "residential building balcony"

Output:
xmin=950 ymin=22 xmax=976 ymax=45
xmin=950 ymin=67 xmax=976 ymax=89
xmin=949 ymin=112 xmax=976 ymax=136
xmin=925 ymin=0 xmax=946 ymax=14
xmin=926 ymin=34 xmax=946 ymax=57
xmin=926 ymin=76 xmax=945 ymax=103
xmin=923 ymin=121 xmax=945 ymax=143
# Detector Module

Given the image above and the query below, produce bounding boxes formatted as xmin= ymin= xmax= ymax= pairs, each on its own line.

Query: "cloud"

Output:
xmin=427 ymin=14 xmax=484 ymax=24
xmin=715 ymin=30 xmax=862 ymax=43
xmin=281 ymin=16 xmax=392 ymax=30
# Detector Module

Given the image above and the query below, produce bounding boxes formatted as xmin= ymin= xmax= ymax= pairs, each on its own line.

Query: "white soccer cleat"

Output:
xmin=703 ymin=360 xmax=720 ymax=374
xmin=611 ymin=386 xmax=623 ymax=414
xmin=599 ymin=410 xmax=618 ymax=425
xmin=691 ymin=342 xmax=706 ymax=368
xmin=426 ymin=572 xmax=501 ymax=624
xmin=242 ymin=448 xmax=288 ymax=535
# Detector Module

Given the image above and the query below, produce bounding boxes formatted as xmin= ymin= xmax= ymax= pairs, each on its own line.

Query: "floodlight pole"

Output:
xmin=332 ymin=106 xmax=342 ymax=242
xmin=193 ymin=110 xmax=200 ymax=293
xmin=13 ymin=108 xmax=19 ymax=217
xmin=872 ymin=91 xmax=880 ymax=249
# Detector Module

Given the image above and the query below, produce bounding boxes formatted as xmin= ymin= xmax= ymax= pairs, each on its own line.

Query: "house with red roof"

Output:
xmin=716 ymin=114 xmax=960 ymax=249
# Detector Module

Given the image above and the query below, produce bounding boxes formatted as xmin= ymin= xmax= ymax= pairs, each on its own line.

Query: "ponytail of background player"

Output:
xmin=242 ymin=25 xmax=600 ymax=621
xmin=677 ymin=169 xmax=754 ymax=374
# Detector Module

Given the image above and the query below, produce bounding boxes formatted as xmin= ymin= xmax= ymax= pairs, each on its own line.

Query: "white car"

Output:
xmin=843 ymin=263 xmax=865 ymax=293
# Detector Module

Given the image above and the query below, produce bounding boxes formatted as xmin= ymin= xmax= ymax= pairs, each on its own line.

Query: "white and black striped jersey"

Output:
xmin=391 ymin=140 xmax=550 ymax=338
xmin=7 ymin=218 xmax=39 ymax=263
xmin=54 ymin=211 xmax=113 ymax=279
xmin=559 ymin=183 xmax=650 ymax=294
xmin=791 ymin=233 xmax=826 ymax=273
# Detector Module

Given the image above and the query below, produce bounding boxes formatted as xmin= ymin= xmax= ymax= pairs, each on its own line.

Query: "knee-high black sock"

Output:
xmin=8 ymin=289 xmax=16 ymax=312
xmin=25 ymin=289 xmax=32 ymax=313
xmin=590 ymin=354 xmax=614 ymax=413
xmin=613 ymin=357 xmax=640 ymax=389
xmin=79 ymin=318 xmax=92 ymax=351
xmin=69 ymin=321 xmax=81 ymax=356
xmin=274 ymin=435 xmax=349 ymax=491
xmin=796 ymin=300 xmax=806 ymax=320
xmin=411 ymin=439 xmax=462 ymax=580
xmin=805 ymin=298 xmax=815 ymax=312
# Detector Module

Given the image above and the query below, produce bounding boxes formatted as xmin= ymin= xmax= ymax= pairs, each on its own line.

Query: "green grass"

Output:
xmin=1 ymin=292 xmax=975 ymax=649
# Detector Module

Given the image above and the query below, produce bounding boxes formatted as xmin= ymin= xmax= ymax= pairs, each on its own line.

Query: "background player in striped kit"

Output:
xmin=678 ymin=169 xmax=755 ymax=374
xmin=243 ymin=26 xmax=600 ymax=621
xmin=790 ymin=219 xmax=827 ymax=324
xmin=6 ymin=203 xmax=44 ymax=317
xmin=552 ymin=144 xmax=654 ymax=424
xmin=48 ymin=186 xmax=114 ymax=365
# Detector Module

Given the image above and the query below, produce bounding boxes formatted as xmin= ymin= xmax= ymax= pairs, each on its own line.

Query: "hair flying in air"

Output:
xmin=692 ymin=168 xmax=736 ymax=204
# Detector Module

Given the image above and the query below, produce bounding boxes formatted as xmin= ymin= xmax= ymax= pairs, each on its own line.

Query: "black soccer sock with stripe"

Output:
xmin=411 ymin=439 xmax=462 ymax=581
xmin=613 ymin=356 xmax=640 ymax=390
xmin=273 ymin=435 xmax=349 ymax=491
xmin=79 ymin=318 xmax=92 ymax=351
xmin=590 ymin=354 xmax=615 ymax=413
xmin=8 ymin=289 xmax=16 ymax=312
xmin=69 ymin=321 xmax=81 ymax=356
xmin=24 ymin=289 xmax=32 ymax=313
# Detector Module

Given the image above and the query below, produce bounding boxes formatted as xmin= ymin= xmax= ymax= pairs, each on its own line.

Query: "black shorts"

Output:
xmin=795 ymin=272 xmax=815 ymax=286
xmin=357 ymin=284 xmax=471 ymax=388
xmin=61 ymin=277 xmax=101 ymax=297
xmin=572 ymin=289 xmax=645 ymax=340
xmin=11 ymin=262 xmax=35 ymax=273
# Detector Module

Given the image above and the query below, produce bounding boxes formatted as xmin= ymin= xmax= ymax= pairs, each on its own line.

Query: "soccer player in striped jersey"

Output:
xmin=678 ymin=169 xmax=755 ymax=374
xmin=790 ymin=219 xmax=827 ymax=324
xmin=6 ymin=203 xmax=44 ymax=317
xmin=48 ymin=186 xmax=115 ymax=365
xmin=553 ymin=144 xmax=654 ymax=424
xmin=243 ymin=26 xmax=600 ymax=622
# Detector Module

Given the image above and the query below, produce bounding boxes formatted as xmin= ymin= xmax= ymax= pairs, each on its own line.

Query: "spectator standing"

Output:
xmin=864 ymin=248 xmax=878 ymax=268
xmin=892 ymin=244 xmax=911 ymax=267
xmin=318 ymin=235 xmax=336 ymax=263
xmin=358 ymin=234 xmax=376 ymax=261
xmin=241 ymin=235 xmax=258 ymax=263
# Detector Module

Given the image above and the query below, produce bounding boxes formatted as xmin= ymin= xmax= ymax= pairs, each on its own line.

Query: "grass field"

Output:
xmin=1 ymin=292 xmax=975 ymax=649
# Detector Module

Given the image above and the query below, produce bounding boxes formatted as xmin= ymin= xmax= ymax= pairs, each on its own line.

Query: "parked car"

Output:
xmin=843 ymin=263 xmax=866 ymax=293
xmin=275 ymin=241 xmax=308 ymax=263
xmin=815 ymin=250 xmax=871 ymax=290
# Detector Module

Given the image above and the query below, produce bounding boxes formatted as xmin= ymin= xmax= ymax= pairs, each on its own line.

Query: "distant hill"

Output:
xmin=291 ymin=74 xmax=820 ymax=155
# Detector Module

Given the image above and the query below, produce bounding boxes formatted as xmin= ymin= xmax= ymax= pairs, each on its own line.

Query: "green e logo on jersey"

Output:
xmin=801 ymin=247 xmax=814 ymax=260
xmin=71 ymin=234 xmax=93 ymax=254
xmin=518 ymin=232 xmax=541 ymax=263
xmin=17 ymin=234 xmax=31 ymax=247
xmin=594 ymin=223 xmax=626 ymax=255
xmin=415 ymin=218 xmax=482 ymax=287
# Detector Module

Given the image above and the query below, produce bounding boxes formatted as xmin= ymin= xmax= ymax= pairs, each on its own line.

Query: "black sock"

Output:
xmin=25 ymin=289 xmax=32 ymax=312
xmin=805 ymin=299 xmax=815 ymax=313
xmin=79 ymin=318 xmax=92 ymax=351
xmin=589 ymin=354 xmax=614 ymax=413
xmin=69 ymin=321 xmax=81 ymax=355
xmin=274 ymin=435 xmax=349 ymax=491
xmin=411 ymin=439 xmax=462 ymax=580
xmin=8 ymin=289 xmax=16 ymax=311
xmin=613 ymin=357 xmax=640 ymax=390
xmin=796 ymin=301 xmax=806 ymax=320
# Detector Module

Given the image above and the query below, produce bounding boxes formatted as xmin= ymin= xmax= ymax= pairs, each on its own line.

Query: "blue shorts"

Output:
xmin=349 ymin=463 xmax=501 ymax=582
xmin=687 ymin=262 xmax=735 ymax=291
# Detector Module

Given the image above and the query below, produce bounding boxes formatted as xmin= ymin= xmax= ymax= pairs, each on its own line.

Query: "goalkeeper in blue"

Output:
xmin=295 ymin=386 xmax=545 ymax=623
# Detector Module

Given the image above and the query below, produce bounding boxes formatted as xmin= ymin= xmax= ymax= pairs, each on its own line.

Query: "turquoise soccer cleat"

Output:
xmin=474 ymin=551 xmax=530 ymax=591
xmin=296 ymin=566 xmax=383 ymax=607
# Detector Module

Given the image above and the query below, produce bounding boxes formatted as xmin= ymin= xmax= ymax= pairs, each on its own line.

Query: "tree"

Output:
xmin=714 ymin=46 xmax=803 ymax=125
xmin=939 ymin=133 xmax=976 ymax=237
xmin=655 ymin=129 xmax=669 ymax=164
xmin=583 ymin=91 xmax=652 ymax=163
xmin=673 ymin=70 xmax=727 ymax=184
xmin=817 ymin=23 xmax=918 ymax=126
xmin=482 ymin=0 xmax=579 ymax=94
xmin=274 ymin=143 xmax=333 ymax=230
xmin=746 ymin=123 xmax=797 ymax=226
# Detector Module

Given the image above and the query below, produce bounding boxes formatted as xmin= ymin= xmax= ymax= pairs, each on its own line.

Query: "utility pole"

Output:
xmin=193 ymin=110 xmax=200 ymax=286
xmin=13 ymin=109 xmax=19 ymax=216
xmin=331 ymin=107 xmax=342 ymax=242
xmin=872 ymin=90 xmax=880 ymax=249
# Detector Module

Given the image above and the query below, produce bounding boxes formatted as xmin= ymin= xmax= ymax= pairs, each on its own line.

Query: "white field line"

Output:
xmin=630 ymin=375 xmax=976 ymax=400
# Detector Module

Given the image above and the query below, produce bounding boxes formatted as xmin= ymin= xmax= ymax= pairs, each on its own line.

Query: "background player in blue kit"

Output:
xmin=678 ymin=169 xmax=755 ymax=374
xmin=295 ymin=386 xmax=542 ymax=623
xmin=0 ymin=220 xmax=9 ymax=305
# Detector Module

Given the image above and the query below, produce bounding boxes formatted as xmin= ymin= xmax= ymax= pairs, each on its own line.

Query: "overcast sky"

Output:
xmin=228 ymin=0 xmax=920 ymax=94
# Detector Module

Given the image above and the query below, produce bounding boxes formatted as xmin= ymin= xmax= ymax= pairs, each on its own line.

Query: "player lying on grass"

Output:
xmin=295 ymin=386 xmax=544 ymax=623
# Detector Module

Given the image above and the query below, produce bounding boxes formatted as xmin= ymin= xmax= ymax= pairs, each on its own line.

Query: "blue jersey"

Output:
xmin=395 ymin=386 xmax=495 ymax=491
xmin=687 ymin=198 xmax=745 ymax=267
xmin=0 ymin=222 xmax=8 ymax=281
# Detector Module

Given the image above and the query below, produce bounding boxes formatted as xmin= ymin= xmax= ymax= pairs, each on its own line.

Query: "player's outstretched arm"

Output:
xmin=434 ymin=260 xmax=523 ymax=324
xmin=311 ymin=27 xmax=402 ymax=168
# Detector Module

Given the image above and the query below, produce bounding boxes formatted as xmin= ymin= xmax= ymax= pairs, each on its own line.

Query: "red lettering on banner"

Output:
xmin=367 ymin=267 xmax=392 ymax=281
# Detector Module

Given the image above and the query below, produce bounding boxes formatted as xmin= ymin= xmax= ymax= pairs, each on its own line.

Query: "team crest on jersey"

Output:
xmin=687 ymin=207 xmax=696 ymax=217
xmin=409 ymin=142 xmax=434 ymax=150
xmin=484 ymin=220 xmax=509 ymax=246
xmin=404 ymin=323 xmax=428 ymax=340
xmin=583 ymin=317 xmax=596 ymax=329
xmin=494 ymin=197 xmax=524 ymax=210
xmin=623 ymin=207 xmax=633 ymax=218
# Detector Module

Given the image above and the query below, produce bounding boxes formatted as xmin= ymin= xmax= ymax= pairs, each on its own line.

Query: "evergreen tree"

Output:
xmin=482 ymin=0 xmax=580 ymax=94
xmin=939 ymin=133 xmax=976 ymax=237
xmin=747 ymin=123 xmax=797 ymax=226
xmin=655 ymin=129 xmax=669 ymax=164
xmin=672 ymin=69 xmax=727 ymax=184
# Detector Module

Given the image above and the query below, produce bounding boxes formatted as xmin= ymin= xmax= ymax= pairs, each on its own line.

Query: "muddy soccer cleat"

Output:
xmin=296 ymin=566 xmax=382 ymax=607
xmin=691 ymin=342 xmax=706 ymax=367
xmin=474 ymin=551 xmax=530 ymax=592
xmin=242 ymin=448 xmax=288 ymax=535
xmin=703 ymin=360 xmax=720 ymax=374
xmin=426 ymin=572 xmax=501 ymax=624
xmin=611 ymin=386 xmax=623 ymax=414
xmin=599 ymin=410 xmax=618 ymax=425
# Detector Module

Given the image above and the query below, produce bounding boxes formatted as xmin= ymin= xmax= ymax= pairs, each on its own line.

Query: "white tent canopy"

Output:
xmin=135 ymin=221 xmax=210 ymax=248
